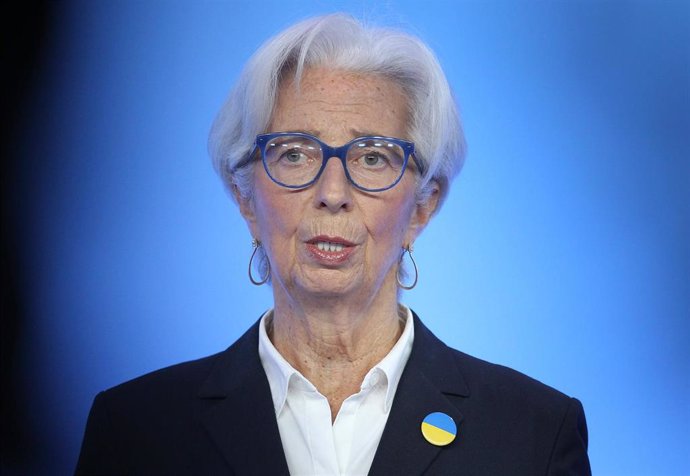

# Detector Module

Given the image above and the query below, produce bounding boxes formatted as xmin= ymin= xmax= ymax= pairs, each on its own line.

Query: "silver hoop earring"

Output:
xmin=248 ymin=239 xmax=270 ymax=286
xmin=397 ymin=245 xmax=418 ymax=290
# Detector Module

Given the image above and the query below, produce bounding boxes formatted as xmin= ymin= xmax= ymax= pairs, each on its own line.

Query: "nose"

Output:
xmin=313 ymin=156 xmax=353 ymax=213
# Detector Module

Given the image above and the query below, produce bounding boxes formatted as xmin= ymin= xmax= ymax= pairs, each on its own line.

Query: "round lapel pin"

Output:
xmin=421 ymin=412 xmax=457 ymax=446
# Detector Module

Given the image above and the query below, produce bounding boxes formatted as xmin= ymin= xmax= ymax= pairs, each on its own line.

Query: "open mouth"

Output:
xmin=306 ymin=236 xmax=356 ymax=263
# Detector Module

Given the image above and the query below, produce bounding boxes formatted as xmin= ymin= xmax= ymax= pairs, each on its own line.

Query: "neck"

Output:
xmin=268 ymin=277 xmax=403 ymax=420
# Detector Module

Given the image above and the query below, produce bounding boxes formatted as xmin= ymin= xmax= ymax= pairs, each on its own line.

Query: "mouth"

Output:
xmin=305 ymin=236 xmax=357 ymax=264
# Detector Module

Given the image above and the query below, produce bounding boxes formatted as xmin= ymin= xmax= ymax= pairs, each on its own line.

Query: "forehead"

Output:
xmin=269 ymin=67 xmax=410 ymax=141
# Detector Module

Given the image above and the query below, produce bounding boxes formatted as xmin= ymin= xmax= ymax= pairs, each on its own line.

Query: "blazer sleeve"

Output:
xmin=547 ymin=397 xmax=592 ymax=476
xmin=75 ymin=391 xmax=127 ymax=475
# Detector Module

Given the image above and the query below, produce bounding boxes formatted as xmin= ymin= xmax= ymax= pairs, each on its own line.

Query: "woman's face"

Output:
xmin=240 ymin=67 xmax=438 ymax=304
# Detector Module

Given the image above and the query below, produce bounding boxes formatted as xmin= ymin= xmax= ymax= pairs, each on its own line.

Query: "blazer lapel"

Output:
xmin=369 ymin=313 xmax=470 ymax=476
xmin=197 ymin=321 xmax=290 ymax=476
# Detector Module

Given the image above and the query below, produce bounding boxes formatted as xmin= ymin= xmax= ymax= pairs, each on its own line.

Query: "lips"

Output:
xmin=306 ymin=235 xmax=356 ymax=264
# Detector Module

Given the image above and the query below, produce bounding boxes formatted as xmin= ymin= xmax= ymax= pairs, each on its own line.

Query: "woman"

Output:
xmin=76 ymin=14 xmax=590 ymax=475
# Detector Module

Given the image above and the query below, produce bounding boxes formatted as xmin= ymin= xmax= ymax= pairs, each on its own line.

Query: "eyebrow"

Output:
xmin=288 ymin=129 xmax=321 ymax=137
xmin=350 ymin=128 xmax=382 ymax=138
xmin=279 ymin=129 xmax=395 ymax=141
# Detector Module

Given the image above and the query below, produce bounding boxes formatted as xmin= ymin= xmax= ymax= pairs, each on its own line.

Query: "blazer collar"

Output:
xmin=196 ymin=312 xmax=470 ymax=476
xmin=197 ymin=320 xmax=290 ymax=476
xmin=369 ymin=311 xmax=470 ymax=475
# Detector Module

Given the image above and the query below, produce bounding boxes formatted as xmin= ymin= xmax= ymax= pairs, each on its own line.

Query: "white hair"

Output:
xmin=208 ymin=13 xmax=466 ymax=209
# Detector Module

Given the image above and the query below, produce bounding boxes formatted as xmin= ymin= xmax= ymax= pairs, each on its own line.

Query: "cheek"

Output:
xmin=252 ymin=177 xmax=296 ymax=240
xmin=256 ymin=198 xmax=294 ymax=240
xmin=365 ymin=195 xmax=415 ymax=246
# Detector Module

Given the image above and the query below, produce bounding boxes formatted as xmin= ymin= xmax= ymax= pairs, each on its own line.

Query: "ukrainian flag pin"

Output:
xmin=421 ymin=412 xmax=457 ymax=446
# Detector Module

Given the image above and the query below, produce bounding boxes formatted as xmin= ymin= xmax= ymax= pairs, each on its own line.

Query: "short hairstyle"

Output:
xmin=208 ymin=13 xmax=466 ymax=209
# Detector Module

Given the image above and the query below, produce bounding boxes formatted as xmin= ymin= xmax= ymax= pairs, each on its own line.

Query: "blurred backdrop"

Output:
xmin=2 ymin=1 xmax=689 ymax=474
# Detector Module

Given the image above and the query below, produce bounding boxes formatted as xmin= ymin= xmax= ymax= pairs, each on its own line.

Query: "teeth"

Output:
xmin=316 ymin=241 xmax=345 ymax=252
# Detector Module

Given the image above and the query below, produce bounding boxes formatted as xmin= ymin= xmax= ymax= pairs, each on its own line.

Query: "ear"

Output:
xmin=404 ymin=181 xmax=441 ymax=245
xmin=233 ymin=184 xmax=261 ymax=240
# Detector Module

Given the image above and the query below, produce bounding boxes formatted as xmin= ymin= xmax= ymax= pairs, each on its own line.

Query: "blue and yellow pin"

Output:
xmin=421 ymin=412 xmax=457 ymax=446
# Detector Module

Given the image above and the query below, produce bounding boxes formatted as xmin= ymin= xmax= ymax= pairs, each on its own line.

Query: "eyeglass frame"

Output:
xmin=232 ymin=132 xmax=425 ymax=193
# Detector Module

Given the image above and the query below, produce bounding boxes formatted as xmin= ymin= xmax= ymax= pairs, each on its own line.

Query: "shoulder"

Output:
xmin=412 ymin=312 xmax=575 ymax=412
xmin=451 ymin=346 xmax=573 ymax=407
xmin=100 ymin=351 xmax=223 ymax=405
xmin=447 ymin=346 xmax=589 ymax=443
xmin=101 ymin=320 xmax=261 ymax=404
xmin=95 ymin=320 xmax=262 ymax=422
xmin=75 ymin=323 xmax=265 ymax=474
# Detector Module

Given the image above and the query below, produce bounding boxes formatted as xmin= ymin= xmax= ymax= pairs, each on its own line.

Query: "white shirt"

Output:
xmin=258 ymin=306 xmax=415 ymax=476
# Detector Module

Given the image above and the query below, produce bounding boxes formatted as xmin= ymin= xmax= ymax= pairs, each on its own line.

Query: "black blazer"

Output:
xmin=76 ymin=313 xmax=591 ymax=475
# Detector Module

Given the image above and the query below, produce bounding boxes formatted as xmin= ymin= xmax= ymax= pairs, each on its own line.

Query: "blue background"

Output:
xmin=9 ymin=1 xmax=689 ymax=474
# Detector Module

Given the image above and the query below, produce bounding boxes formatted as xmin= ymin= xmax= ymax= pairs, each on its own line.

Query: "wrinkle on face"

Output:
xmin=244 ymin=66 xmax=423 ymax=307
xmin=270 ymin=68 xmax=411 ymax=144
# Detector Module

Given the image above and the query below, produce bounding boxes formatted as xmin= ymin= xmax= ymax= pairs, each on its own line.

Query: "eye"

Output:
xmin=356 ymin=152 xmax=390 ymax=169
xmin=363 ymin=154 xmax=384 ymax=166
xmin=282 ymin=149 xmax=308 ymax=164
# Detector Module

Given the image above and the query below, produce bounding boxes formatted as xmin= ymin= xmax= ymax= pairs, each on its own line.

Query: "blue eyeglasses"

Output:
xmin=234 ymin=132 xmax=424 ymax=192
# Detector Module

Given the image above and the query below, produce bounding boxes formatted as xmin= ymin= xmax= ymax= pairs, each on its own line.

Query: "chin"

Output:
xmin=292 ymin=269 xmax=360 ymax=297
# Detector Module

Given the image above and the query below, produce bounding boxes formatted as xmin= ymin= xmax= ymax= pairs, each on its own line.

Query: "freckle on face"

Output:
xmin=253 ymin=67 xmax=418 ymax=300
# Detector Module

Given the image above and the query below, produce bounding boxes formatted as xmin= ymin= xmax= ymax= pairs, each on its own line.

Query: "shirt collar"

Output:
xmin=257 ymin=305 xmax=415 ymax=415
xmin=369 ymin=305 xmax=414 ymax=412
xmin=258 ymin=310 xmax=299 ymax=415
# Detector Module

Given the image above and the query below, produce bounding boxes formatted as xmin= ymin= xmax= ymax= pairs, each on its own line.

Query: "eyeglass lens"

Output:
xmin=262 ymin=135 xmax=407 ymax=190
